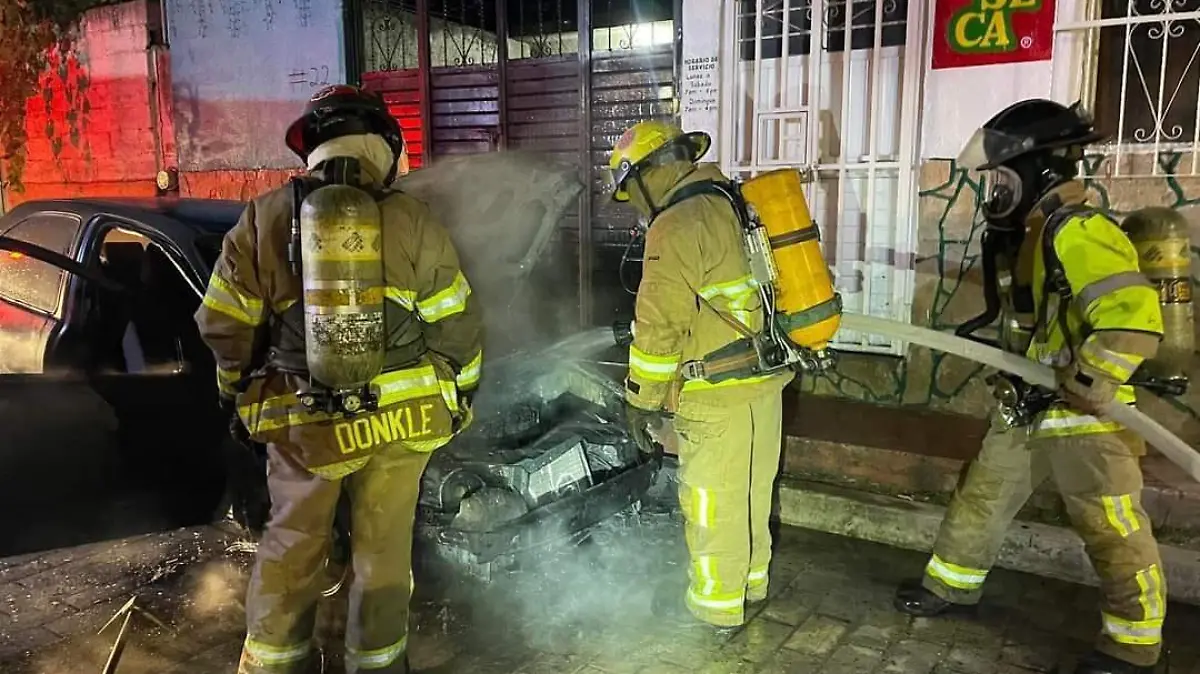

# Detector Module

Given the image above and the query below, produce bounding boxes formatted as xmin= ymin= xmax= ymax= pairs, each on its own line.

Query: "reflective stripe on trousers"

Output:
xmin=347 ymin=636 xmax=408 ymax=670
xmin=924 ymin=554 xmax=988 ymax=591
xmin=674 ymin=391 xmax=783 ymax=627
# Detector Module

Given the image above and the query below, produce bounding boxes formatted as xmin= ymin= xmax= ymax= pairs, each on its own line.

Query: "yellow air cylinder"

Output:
xmin=300 ymin=184 xmax=387 ymax=391
xmin=739 ymin=168 xmax=842 ymax=351
xmin=1123 ymin=206 xmax=1194 ymax=382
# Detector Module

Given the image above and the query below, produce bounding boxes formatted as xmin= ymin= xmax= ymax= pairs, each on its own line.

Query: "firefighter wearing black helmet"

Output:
xmin=196 ymin=84 xmax=483 ymax=674
xmin=894 ymin=99 xmax=1166 ymax=674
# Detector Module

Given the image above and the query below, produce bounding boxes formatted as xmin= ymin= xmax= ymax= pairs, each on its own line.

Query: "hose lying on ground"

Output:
xmin=840 ymin=312 xmax=1200 ymax=484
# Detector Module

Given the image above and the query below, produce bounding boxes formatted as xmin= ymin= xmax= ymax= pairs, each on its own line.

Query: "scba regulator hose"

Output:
xmin=839 ymin=312 xmax=1200 ymax=483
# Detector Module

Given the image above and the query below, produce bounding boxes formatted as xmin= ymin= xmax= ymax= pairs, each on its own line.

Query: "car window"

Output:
xmin=195 ymin=233 xmax=222 ymax=273
xmin=0 ymin=213 xmax=82 ymax=315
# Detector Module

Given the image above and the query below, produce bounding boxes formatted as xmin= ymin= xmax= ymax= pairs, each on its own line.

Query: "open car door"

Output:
xmin=0 ymin=224 xmax=144 ymax=555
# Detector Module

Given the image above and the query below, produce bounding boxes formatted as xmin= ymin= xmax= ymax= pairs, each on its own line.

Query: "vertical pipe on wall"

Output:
xmin=146 ymin=0 xmax=166 ymax=190
xmin=673 ymin=0 xmax=684 ymax=122
xmin=577 ymin=0 xmax=594 ymax=328
xmin=496 ymin=0 xmax=509 ymax=150
xmin=343 ymin=0 xmax=365 ymax=85
xmin=417 ymin=0 xmax=434 ymax=164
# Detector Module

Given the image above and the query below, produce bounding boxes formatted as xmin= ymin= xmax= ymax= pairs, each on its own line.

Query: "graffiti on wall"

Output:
xmin=167 ymin=0 xmax=345 ymax=171
xmin=801 ymin=151 xmax=1200 ymax=442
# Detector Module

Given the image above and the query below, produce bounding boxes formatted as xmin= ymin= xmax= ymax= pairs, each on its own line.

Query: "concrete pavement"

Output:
xmin=4 ymin=512 xmax=1200 ymax=674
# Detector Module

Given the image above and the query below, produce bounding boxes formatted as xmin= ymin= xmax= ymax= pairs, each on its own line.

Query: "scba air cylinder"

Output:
xmin=1123 ymin=206 xmax=1194 ymax=383
xmin=300 ymin=184 xmax=387 ymax=391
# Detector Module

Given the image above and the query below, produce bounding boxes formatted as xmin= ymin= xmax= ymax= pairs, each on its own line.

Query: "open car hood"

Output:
xmin=395 ymin=152 xmax=584 ymax=357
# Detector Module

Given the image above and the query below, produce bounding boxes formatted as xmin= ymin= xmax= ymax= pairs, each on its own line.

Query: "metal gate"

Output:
xmin=721 ymin=0 xmax=925 ymax=354
xmin=351 ymin=0 xmax=680 ymax=327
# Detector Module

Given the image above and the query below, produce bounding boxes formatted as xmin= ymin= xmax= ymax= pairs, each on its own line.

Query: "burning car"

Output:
xmin=0 ymin=152 xmax=658 ymax=570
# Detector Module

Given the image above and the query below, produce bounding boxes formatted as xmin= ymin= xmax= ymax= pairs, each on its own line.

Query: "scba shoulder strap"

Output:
xmin=660 ymin=179 xmax=754 ymax=231
xmin=1036 ymin=202 xmax=1111 ymax=349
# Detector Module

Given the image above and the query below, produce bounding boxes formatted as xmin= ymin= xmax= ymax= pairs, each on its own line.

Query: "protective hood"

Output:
xmin=306 ymin=133 xmax=396 ymax=186
xmin=394 ymin=151 xmax=584 ymax=357
xmin=628 ymin=160 xmax=702 ymax=218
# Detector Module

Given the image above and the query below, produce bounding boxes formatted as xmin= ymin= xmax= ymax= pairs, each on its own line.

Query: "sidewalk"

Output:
xmin=3 ymin=513 xmax=1200 ymax=674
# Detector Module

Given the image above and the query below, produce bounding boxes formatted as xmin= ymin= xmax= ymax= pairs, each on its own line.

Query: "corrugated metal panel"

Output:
xmin=431 ymin=66 xmax=500 ymax=156
xmin=361 ymin=68 xmax=426 ymax=169
xmin=504 ymin=53 xmax=583 ymax=272
xmin=589 ymin=45 xmax=676 ymax=249
xmin=506 ymin=54 xmax=581 ymax=164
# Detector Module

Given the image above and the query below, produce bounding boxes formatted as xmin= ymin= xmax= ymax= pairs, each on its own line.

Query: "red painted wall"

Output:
xmin=3 ymin=2 xmax=162 ymax=209
xmin=180 ymin=169 xmax=297 ymax=201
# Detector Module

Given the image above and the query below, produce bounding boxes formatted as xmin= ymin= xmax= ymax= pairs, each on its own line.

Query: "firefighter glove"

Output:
xmin=625 ymin=403 xmax=668 ymax=458
xmin=220 ymin=394 xmax=253 ymax=448
xmin=1056 ymin=359 xmax=1119 ymax=416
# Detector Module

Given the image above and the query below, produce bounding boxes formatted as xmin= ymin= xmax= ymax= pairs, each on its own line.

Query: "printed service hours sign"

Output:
xmin=931 ymin=0 xmax=1056 ymax=69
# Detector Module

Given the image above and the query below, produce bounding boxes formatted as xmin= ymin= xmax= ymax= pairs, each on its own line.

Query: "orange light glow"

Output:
xmin=6 ymin=252 xmax=24 ymax=261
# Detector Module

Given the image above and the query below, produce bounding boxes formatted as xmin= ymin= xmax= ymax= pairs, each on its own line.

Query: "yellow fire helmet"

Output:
xmin=608 ymin=120 xmax=711 ymax=202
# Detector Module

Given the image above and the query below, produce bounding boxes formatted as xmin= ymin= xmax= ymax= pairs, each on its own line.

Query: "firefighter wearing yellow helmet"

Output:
xmin=196 ymin=85 xmax=483 ymax=674
xmin=894 ymin=99 xmax=1167 ymax=674
xmin=609 ymin=120 xmax=794 ymax=632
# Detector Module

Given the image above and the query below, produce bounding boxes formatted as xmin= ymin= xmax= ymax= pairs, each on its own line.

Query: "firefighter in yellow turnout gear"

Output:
xmin=609 ymin=121 xmax=794 ymax=631
xmin=196 ymin=86 xmax=483 ymax=674
xmin=894 ymin=100 xmax=1167 ymax=674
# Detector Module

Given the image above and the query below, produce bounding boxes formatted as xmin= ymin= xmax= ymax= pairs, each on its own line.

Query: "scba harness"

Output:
xmin=273 ymin=156 xmax=399 ymax=417
xmin=654 ymin=177 xmax=842 ymax=383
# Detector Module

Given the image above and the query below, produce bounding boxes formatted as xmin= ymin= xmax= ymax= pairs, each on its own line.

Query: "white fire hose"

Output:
xmin=840 ymin=313 xmax=1200 ymax=483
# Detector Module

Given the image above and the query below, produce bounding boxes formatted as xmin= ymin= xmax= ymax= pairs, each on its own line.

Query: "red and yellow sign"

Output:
xmin=931 ymin=0 xmax=1056 ymax=70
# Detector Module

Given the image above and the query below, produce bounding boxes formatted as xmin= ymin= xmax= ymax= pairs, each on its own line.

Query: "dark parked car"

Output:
xmin=0 ymin=192 xmax=658 ymax=569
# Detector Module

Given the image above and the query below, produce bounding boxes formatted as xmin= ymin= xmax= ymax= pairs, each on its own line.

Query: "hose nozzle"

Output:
xmin=613 ymin=320 xmax=634 ymax=347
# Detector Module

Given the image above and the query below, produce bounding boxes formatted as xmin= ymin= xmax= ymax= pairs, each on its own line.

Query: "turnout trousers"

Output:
xmin=921 ymin=416 xmax=1166 ymax=667
xmin=673 ymin=388 xmax=784 ymax=627
xmin=237 ymin=442 xmax=431 ymax=674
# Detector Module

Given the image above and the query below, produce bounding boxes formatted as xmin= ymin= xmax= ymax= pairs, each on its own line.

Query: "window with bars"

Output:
xmin=736 ymin=0 xmax=908 ymax=60
xmin=1092 ymin=0 xmax=1200 ymax=145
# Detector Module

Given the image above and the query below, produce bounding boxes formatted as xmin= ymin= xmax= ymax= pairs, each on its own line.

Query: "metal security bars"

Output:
xmin=354 ymin=1 xmax=679 ymax=327
xmin=361 ymin=0 xmax=422 ymax=72
xmin=721 ymin=0 xmax=925 ymax=354
xmin=1056 ymin=0 xmax=1200 ymax=177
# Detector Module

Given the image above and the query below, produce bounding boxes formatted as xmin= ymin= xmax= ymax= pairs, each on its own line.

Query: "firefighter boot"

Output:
xmin=651 ymin=580 xmax=741 ymax=638
xmin=1060 ymin=650 xmax=1157 ymax=674
xmin=893 ymin=579 xmax=978 ymax=618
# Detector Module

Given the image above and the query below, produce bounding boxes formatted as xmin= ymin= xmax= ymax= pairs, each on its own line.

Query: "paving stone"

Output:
xmin=783 ymin=614 xmax=850 ymax=656
xmin=909 ymin=615 xmax=963 ymax=646
xmin=847 ymin=622 xmax=900 ymax=651
xmin=516 ymin=652 xmax=591 ymax=674
xmin=882 ymin=638 xmax=948 ymax=674
xmin=945 ymin=643 xmax=1001 ymax=674
xmin=759 ymin=586 xmax=822 ymax=626
xmin=999 ymin=638 xmax=1060 ymax=672
xmin=0 ymin=582 xmax=77 ymax=628
xmin=953 ymin=620 xmax=1005 ymax=652
xmin=823 ymin=643 xmax=885 ymax=673
xmin=0 ymin=625 xmax=63 ymax=659
xmin=756 ymin=647 xmax=827 ymax=674
xmin=636 ymin=663 xmax=691 ymax=674
xmin=722 ymin=617 xmax=794 ymax=663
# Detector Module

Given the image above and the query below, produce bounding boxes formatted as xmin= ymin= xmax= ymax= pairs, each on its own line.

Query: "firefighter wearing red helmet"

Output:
xmin=196 ymin=84 xmax=483 ymax=674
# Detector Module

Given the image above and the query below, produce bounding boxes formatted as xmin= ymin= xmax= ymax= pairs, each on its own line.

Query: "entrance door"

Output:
xmin=721 ymin=0 xmax=926 ymax=354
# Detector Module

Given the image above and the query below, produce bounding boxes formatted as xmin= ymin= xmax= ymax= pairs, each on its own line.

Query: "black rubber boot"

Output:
xmin=1060 ymin=650 xmax=1157 ymax=674
xmin=893 ymin=578 xmax=977 ymax=618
